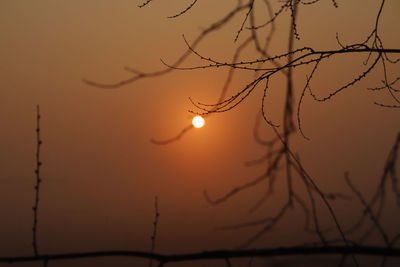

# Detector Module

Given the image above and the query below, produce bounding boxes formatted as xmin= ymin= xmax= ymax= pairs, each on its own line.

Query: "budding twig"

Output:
xmin=32 ymin=105 xmax=43 ymax=256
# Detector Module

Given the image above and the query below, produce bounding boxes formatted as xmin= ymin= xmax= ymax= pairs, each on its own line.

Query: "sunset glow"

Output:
xmin=192 ymin=115 xmax=205 ymax=128
xmin=2 ymin=1 xmax=400 ymax=266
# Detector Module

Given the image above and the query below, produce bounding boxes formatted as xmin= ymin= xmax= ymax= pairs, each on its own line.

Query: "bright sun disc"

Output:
xmin=192 ymin=115 xmax=205 ymax=128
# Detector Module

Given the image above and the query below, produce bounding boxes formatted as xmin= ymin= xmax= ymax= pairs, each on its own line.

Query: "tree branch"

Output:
xmin=2 ymin=246 xmax=400 ymax=265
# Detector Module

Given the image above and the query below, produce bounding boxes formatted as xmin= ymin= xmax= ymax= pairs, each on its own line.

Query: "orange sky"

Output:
xmin=1 ymin=1 xmax=400 ymax=266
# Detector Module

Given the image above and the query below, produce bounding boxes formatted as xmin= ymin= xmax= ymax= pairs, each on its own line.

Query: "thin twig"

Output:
xmin=32 ymin=105 xmax=43 ymax=256
xmin=149 ymin=196 xmax=160 ymax=267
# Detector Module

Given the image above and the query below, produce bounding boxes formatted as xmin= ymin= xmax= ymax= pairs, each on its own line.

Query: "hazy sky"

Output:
xmin=1 ymin=1 xmax=399 ymax=266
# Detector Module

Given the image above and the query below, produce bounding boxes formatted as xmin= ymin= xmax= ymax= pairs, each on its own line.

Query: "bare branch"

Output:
xmin=33 ymin=105 xmax=43 ymax=257
xmin=2 ymin=246 xmax=400 ymax=264
xmin=149 ymin=196 xmax=160 ymax=267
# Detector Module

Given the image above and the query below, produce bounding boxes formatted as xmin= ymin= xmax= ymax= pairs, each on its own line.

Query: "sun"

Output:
xmin=192 ymin=115 xmax=205 ymax=128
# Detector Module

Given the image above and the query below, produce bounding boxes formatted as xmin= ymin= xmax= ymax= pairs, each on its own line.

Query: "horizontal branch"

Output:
xmin=2 ymin=246 xmax=400 ymax=264
xmin=315 ymin=48 xmax=400 ymax=54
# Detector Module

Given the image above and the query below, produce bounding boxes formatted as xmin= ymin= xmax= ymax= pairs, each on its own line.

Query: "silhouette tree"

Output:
xmin=2 ymin=0 xmax=400 ymax=266
xmin=85 ymin=0 xmax=400 ymax=265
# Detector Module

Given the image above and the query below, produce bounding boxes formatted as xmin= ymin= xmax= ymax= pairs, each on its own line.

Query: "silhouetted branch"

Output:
xmin=138 ymin=0 xmax=154 ymax=8
xmin=2 ymin=246 xmax=399 ymax=265
xmin=32 ymin=105 xmax=43 ymax=257
xmin=79 ymin=1 xmax=400 ymax=265
xmin=201 ymin=2 xmax=354 ymax=252
xmin=234 ymin=0 xmax=254 ymax=42
xmin=344 ymin=173 xmax=390 ymax=247
xmin=343 ymin=132 xmax=400 ymax=241
xmin=83 ymin=2 xmax=249 ymax=89
xmin=204 ymin=151 xmax=283 ymax=205
xmin=150 ymin=125 xmax=193 ymax=145
xmin=149 ymin=196 xmax=160 ymax=267
xmin=151 ymin=35 xmax=254 ymax=145
xmin=167 ymin=0 xmax=198 ymax=19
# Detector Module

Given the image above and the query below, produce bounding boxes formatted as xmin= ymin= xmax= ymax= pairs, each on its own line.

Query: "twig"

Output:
xmin=149 ymin=196 xmax=160 ymax=267
xmin=345 ymin=173 xmax=390 ymax=246
xmin=32 ymin=105 xmax=43 ymax=257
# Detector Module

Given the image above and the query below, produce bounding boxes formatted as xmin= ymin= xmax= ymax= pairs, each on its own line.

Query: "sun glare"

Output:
xmin=192 ymin=115 xmax=205 ymax=128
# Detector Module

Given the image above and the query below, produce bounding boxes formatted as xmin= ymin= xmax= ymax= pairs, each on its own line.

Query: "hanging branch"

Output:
xmin=344 ymin=173 xmax=390 ymax=247
xmin=167 ymin=0 xmax=199 ymax=19
xmin=79 ymin=0 xmax=400 ymax=263
xmin=83 ymin=1 xmax=249 ymax=89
